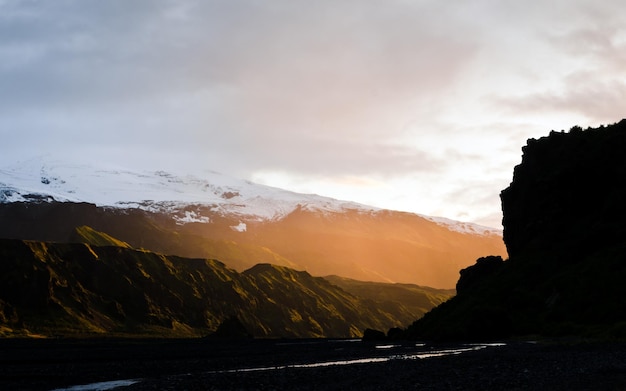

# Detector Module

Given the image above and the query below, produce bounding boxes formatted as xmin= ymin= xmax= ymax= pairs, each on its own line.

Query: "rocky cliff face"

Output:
xmin=405 ymin=120 xmax=626 ymax=341
xmin=501 ymin=119 xmax=626 ymax=258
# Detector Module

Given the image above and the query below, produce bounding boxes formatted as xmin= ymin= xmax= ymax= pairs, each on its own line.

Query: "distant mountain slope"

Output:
xmin=0 ymin=157 xmax=382 ymax=221
xmin=324 ymin=275 xmax=454 ymax=324
xmin=0 ymin=202 xmax=505 ymax=288
xmin=405 ymin=119 xmax=626 ymax=340
xmin=0 ymin=160 xmax=506 ymax=288
xmin=0 ymin=157 xmax=502 ymax=233
xmin=0 ymin=238 xmax=449 ymax=338
xmin=73 ymin=225 xmax=131 ymax=248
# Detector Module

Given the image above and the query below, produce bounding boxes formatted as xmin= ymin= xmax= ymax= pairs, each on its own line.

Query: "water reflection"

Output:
xmin=214 ymin=343 xmax=506 ymax=374
xmin=51 ymin=379 xmax=140 ymax=391
xmin=375 ymin=344 xmax=400 ymax=349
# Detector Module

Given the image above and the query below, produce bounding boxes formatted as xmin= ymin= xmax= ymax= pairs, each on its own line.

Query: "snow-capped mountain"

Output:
xmin=0 ymin=158 xmax=507 ymax=287
xmin=0 ymin=158 xmax=367 ymax=221
xmin=0 ymin=157 xmax=500 ymax=235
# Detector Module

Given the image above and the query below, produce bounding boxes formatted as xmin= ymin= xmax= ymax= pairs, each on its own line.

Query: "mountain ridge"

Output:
xmin=0 ymin=237 xmax=454 ymax=338
xmin=0 ymin=158 xmax=507 ymax=288
xmin=0 ymin=157 xmax=501 ymax=234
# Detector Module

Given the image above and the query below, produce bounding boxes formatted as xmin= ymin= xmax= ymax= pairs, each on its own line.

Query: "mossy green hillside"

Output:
xmin=0 ymin=238 xmax=451 ymax=338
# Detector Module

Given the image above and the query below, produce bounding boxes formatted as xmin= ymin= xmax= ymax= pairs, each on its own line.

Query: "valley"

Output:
xmin=0 ymin=236 xmax=454 ymax=338
xmin=0 ymin=159 xmax=504 ymax=338
xmin=0 ymin=160 xmax=506 ymax=288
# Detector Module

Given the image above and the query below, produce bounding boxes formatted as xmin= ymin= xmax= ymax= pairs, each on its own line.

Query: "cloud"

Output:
xmin=484 ymin=6 xmax=626 ymax=127
xmin=491 ymin=75 xmax=626 ymax=126
xmin=0 ymin=0 xmax=480 ymax=175
xmin=248 ymin=138 xmax=447 ymax=177
xmin=2 ymin=0 xmax=625 ymax=227
xmin=551 ymin=26 xmax=626 ymax=69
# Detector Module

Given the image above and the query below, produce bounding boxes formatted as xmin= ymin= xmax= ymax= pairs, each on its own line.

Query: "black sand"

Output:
xmin=2 ymin=338 xmax=626 ymax=390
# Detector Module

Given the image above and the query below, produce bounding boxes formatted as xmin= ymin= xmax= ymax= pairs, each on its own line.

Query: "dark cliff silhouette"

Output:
xmin=501 ymin=120 xmax=626 ymax=258
xmin=208 ymin=316 xmax=253 ymax=339
xmin=405 ymin=119 xmax=626 ymax=340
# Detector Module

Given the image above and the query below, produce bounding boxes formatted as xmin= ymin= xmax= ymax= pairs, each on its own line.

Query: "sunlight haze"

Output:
xmin=1 ymin=0 xmax=625 ymax=227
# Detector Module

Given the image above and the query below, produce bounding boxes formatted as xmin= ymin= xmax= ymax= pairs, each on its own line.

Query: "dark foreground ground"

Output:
xmin=2 ymin=338 xmax=626 ymax=390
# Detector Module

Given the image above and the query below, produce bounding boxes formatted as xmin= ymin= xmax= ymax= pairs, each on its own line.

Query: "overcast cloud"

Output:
xmin=1 ymin=0 xmax=625 ymax=227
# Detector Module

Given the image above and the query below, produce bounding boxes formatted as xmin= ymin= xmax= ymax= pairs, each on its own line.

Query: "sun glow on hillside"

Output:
xmin=251 ymin=170 xmax=504 ymax=228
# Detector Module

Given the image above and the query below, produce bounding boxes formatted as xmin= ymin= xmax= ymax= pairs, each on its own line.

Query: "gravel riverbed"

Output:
xmin=2 ymin=338 xmax=626 ymax=390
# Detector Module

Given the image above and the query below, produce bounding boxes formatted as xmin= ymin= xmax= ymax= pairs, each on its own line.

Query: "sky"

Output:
xmin=1 ymin=0 xmax=625 ymax=228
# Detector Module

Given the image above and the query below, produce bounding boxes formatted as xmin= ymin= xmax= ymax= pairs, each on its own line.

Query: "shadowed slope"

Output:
xmin=324 ymin=275 xmax=454 ymax=327
xmin=0 ymin=202 xmax=506 ymax=288
xmin=0 ymin=238 xmax=445 ymax=338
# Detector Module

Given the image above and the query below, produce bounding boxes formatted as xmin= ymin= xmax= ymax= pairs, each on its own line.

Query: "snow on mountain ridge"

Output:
xmin=0 ymin=158 xmax=374 ymax=222
xmin=418 ymin=215 xmax=501 ymax=236
xmin=0 ymin=158 xmax=501 ymax=235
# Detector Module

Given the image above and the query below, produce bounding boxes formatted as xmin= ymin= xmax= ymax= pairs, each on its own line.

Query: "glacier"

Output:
xmin=0 ymin=157 xmax=501 ymax=235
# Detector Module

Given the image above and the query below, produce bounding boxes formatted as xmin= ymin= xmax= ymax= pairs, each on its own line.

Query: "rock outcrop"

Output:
xmin=406 ymin=119 xmax=626 ymax=340
xmin=456 ymin=256 xmax=504 ymax=295
xmin=501 ymin=119 xmax=626 ymax=258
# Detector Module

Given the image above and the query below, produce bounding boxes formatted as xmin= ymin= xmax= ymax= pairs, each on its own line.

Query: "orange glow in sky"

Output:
xmin=1 ymin=1 xmax=625 ymax=227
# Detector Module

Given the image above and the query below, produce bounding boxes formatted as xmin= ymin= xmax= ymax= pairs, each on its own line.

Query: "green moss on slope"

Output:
xmin=0 ymin=239 xmax=430 ymax=339
xmin=73 ymin=225 xmax=131 ymax=248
